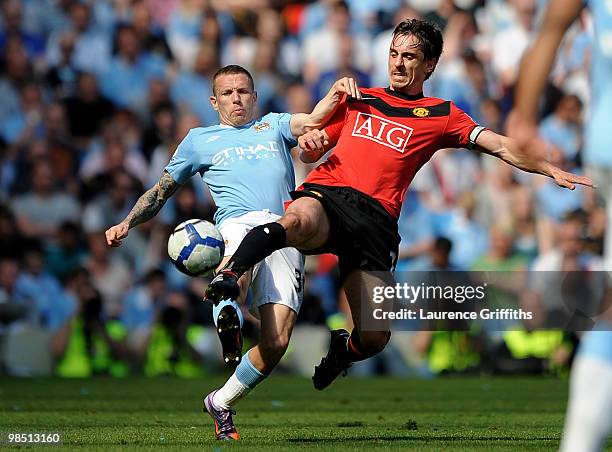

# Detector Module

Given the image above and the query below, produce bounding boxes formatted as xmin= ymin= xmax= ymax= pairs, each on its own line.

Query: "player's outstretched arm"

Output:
xmin=105 ymin=171 xmax=181 ymax=247
xmin=473 ymin=129 xmax=593 ymax=190
xmin=290 ymin=77 xmax=361 ymax=137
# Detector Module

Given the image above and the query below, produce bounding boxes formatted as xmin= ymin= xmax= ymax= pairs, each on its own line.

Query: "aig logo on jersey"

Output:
xmin=351 ymin=112 xmax=413 ymax=153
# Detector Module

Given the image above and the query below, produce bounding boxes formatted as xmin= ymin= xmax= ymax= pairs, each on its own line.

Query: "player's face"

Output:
xmin=388 ymin=34 xmax=436 ymax=93
xmin=210 ymin=73 xmax=257 ymax=127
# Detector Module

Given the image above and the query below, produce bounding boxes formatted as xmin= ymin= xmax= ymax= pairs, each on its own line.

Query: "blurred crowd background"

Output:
xmin=0 ymin=0 xmax=608 ymax=378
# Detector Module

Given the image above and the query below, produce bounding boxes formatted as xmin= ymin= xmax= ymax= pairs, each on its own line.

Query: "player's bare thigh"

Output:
xmin=278 ymin=196 xmax=330 ymax=251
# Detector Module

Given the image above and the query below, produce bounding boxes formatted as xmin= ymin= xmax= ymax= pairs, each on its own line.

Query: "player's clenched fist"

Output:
xmin=299 ymin=129 xmax=329 ymax=163
xmin=105 ymin=222 xmax=129 ymax=247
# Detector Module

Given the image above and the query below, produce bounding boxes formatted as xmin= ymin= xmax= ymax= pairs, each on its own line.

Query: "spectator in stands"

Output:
xmin=472 ymin=226 xmax=527 ymax=271
xmin=46 ymin=2 xmax=111 ymax=76
xmin=144 ymin=78 xmax=172 ymax=124
xmin=53 ymin=280 xmax=130 ymax=377
xmin=311 ymin=33 xmax=370 ymax=101
xmin=166 ymin=0 xmax=206 ymax=68
xmin=122 ymin=268 xmax=167 ymax=332
xmin=141 ymin=102 xmax=176 ymax=161
xmin=44 ymin=221 xmax=88 ymax=282
xmin=409 ymin=236 xmax=457 ymax=272
xmin=302 ymin=1 xmax=370 ymax=85
xmin=439 ymin=192 xmax=489 ymax=269
xmin=143 ymin=290 xmax=208 ymax=377
xmin=475 ymin=159 xmax=519 ymax=230
xmin=99 ymin=24 xmax=167 ymax=115
xmin=82 ymin=169 xmax=147 ymax=270
xmin=170 ymin=42 xmax=218 ymax=126
xmin=0 ymin=81 xmax=45 ymax=146
xmin=0 ymin=205 xmax=28 ymax=260
xmin=534 ymin=147 xmax=585 ymax=225
xmin=63 ymin=73 xmax=115 ymax=147
xmin=0 ymin=37 xmax=32 ymax=126
xmin=527 ymin=212 xmax=607 ymax=329
xmin=0 ymin=258 xmax=29 ymax=329
xmin=84 ymin=231 xmax=132 ymax=318
xmin=0 ymin=0 xmax=45 ymax=58
xmin=396 ymin=190 xmax=436 ymax=272
xmin=490 ymin=0 xmax=537 ymax=92
xmin=250 ymin=40 xmax=283 ymax=114
xmin=510 ymin=187 xmax=539 ymax=262
xmin=131 ymin=0 xmax=173 ymax=62
xmin=10 ymin=160 xmax=80 ymax=240
xmin=539 ymin=94 xmax=583 ymax=163
xmin=80 ymin=119 xmax=149 ymax=188
xmin=14 ymin=243 xmax=75 ymax=331
xmin=45 ymin=31 xmax=79 ymax=97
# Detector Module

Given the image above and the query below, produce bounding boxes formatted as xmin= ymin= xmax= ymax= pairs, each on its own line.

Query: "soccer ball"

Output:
xmin=167 ymin=219 xmax=225 ymax=276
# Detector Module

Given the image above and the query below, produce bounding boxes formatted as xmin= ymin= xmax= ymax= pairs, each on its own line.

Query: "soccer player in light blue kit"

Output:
xmin=508 ymin=1 xmax=612 ymax=450
xmin=105 ymin=65 xmax=361 ymax=440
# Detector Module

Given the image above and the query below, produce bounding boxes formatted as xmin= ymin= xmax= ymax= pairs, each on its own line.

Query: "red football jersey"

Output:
xmin=304 ymin=87 xmax=481 ymax=218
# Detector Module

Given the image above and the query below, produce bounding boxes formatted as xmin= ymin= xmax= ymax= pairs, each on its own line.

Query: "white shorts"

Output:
xmin=218 ymin=210 xmax=305 ymax=315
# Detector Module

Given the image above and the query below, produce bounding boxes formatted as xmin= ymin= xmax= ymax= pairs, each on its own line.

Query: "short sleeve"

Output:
xmin=440 ymin=102 xmax=480 ymax=149
xmin=323 ymin=101 xmax=349 ymax=145
xmin=164 ymin=130 xmax=205 ymax=184
xmin=269 ymin=112 xmax=298 ymax=147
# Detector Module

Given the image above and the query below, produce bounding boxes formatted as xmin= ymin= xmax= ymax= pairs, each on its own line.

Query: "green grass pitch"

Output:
xmin=1 ymin=376 xmax=610 ymax=451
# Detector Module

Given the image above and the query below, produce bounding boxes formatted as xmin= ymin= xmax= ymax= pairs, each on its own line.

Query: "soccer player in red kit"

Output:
xmin=206 ymin=19 xmax=592 ymax=390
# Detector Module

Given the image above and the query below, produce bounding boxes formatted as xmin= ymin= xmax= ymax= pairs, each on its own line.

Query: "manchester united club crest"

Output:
xmin=412 ymin=107 xmax=430 ymax=117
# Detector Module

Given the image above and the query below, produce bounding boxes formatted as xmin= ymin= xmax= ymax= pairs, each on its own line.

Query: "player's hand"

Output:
xmin=299 ymin=129 xmax=328 ymax=163
xmin=548 ymin=165 xmax=594 ymax=190
xmin=332 ymin=77 xmax=362 ymax=100
xmin=299 ymin=129 xmax=328 ymax=151
xmin=105 ymin=222 xmax=129 ymax=247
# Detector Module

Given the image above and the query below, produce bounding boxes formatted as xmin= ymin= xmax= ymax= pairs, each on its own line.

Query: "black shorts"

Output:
xmin=290 ymin=183 xmax=400 ymax=280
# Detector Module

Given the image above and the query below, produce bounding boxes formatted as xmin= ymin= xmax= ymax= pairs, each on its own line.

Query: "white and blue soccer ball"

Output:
xmin=167 ymin=219 xmax=225 ymax=277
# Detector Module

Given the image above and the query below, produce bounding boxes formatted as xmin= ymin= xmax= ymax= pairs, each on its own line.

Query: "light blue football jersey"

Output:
xmin=585 ymin=0 xmax=612 ymax=167
xmin=165 ymin=112 xmax=297 ymax=225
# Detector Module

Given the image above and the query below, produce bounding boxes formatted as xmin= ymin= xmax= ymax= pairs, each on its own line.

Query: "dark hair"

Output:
xmin=112 ymin=23 xmax=137 ymax=55
xmin=331 ymin=0 xmax=349 ymax=14
xmin=392 ymin=19 xmax=443 ymax=79
xmin=433 ymin=236 xmax=453 ymax=255
xmin=212 ymin=65 xmax=254 ymax=95
xmin=144 ymin=268 xmax=166 ymax=284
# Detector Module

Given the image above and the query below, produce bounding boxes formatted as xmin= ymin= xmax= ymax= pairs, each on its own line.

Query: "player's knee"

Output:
xmin=359 ymin=331 xmax=391 ymax=355
xmin=281 ymin=211 xmax=314 ymax=242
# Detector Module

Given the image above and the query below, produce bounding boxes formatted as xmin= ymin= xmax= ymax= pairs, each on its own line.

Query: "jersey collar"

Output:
xmin=384 ymin=87 xmax=424 ymax=101
xmin=218 ymin=119 xmax=256 ymax=129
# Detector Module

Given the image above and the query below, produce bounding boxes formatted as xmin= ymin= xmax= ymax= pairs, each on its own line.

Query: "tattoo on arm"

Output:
xmin=124 ymin=172 xmax=181 ymax=229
